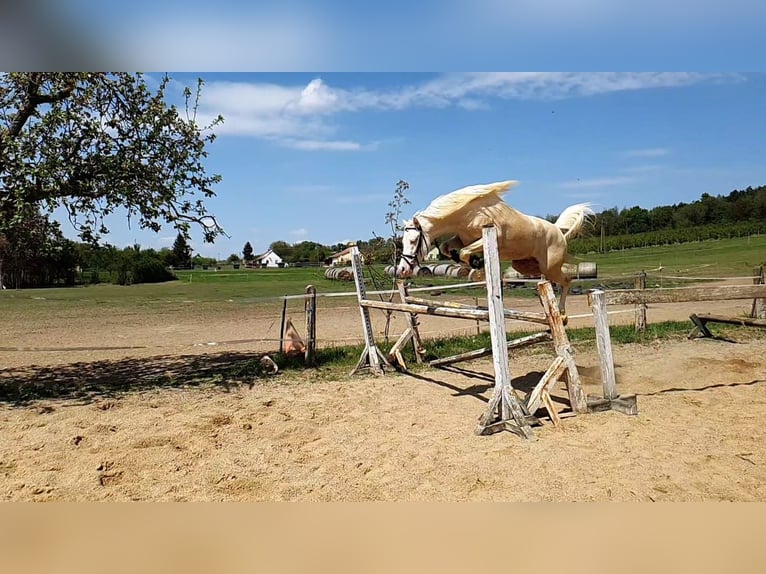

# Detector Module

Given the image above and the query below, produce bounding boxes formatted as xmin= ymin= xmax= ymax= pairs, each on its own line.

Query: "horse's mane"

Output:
xmin=416 ymin=180 xmax=518 ymax=221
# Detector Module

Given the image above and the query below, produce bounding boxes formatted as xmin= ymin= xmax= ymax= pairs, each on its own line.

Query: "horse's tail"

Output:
xmin=555 ymin=203 xmax=596 ymax=240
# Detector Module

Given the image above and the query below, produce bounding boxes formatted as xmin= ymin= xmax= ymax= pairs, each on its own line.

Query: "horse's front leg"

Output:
xmin=458 ymin=238 xmax=485 ymax=269
xmin=557 ymin=277 xmax=572 ymax=322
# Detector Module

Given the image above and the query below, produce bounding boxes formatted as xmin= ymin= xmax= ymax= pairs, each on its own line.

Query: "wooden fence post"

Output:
xmin=751 ymin=266 xmax=766 ymax=319
xmin=304 ymin=285 xmax=317 ymax=366
xmin=635 ymin=270 xmax=647 ymax=333
xmin=278 ymin=296 xmax=287 ymax=356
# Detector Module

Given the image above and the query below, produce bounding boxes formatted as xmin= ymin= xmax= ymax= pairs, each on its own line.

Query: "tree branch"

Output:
xmin=8 ymin=76 xmax=77 ymax=137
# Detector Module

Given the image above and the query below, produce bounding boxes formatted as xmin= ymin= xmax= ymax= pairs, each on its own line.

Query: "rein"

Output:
xmin=400 ymin=226 xmax=425 ymax=270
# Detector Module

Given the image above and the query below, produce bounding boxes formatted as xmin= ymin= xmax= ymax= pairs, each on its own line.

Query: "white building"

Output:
xmin=253 ymin=249 xmax=284 ymax=268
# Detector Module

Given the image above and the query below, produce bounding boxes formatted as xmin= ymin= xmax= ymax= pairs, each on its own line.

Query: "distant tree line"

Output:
xmin=4 ymin=185 xmax=766 ymax=288
xmin=0 ymin=225 xmax=220 ymax=288
xmin=566 ymin=184 xmax=766 ymax=254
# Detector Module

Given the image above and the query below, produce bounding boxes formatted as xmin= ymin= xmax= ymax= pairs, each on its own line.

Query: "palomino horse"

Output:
xmin=395 ymin=180 xmax=594 ymax=316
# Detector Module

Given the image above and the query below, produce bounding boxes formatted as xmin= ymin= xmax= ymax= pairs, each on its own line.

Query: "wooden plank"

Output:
xmin=525 ymin=355 xmax=566 ymax=415
xmin=538 ymin=281 xmax=588 ymax=414
xmin=590 ymin=289 xmax=617 ymax=401
xmin=361 ymin=298 xmax=490 ymax=320
xmin=405 ymin=296 xmax=550 ymax=325
xmin=429 ymin=330 xmax=551 ymax=367
xmin=695 ymin=313 xmax=766 ymax=328
xmin=594 ymin=284 xmax=766 ymax=306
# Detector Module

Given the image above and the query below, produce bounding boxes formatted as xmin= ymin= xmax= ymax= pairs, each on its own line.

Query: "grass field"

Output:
xmin=575 ymin=234 xmax=766 ymax=278
xmin=1 ymin=235 xmax=764 ymax=314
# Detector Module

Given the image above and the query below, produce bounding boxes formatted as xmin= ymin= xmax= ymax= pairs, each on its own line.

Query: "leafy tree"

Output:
xmin=268 ymin=240 xmax=294 ymax=261
xmin=242 ymin=241 xmax=254 ymax=262
xmin=226 ymin=253 xmax=241 ymax=264
xmin=0 ymin=72 xmax=225 ymax=248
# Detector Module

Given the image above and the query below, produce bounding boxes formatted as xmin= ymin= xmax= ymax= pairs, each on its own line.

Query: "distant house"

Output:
xmin=252 ymin=249 xmax=284 ymax=268
xmin=328 ymin=245 xmax=363 ymax=267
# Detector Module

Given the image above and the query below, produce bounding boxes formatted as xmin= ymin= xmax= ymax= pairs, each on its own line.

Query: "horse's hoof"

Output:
xmin=469 ymin=254 xmax=485 ymax=269
xmin=449 ymin=249 xmax=461 ymax=263
xmin=560 ymin=314 xmax=569 ymax=326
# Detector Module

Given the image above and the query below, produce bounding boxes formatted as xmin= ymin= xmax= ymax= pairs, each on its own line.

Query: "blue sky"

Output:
xmin=53 ymin=72 xmax=766 ymax=259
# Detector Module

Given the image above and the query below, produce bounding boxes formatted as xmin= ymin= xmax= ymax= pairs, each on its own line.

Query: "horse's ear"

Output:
xmin=412 ymin=217 xmax=421 ymax=229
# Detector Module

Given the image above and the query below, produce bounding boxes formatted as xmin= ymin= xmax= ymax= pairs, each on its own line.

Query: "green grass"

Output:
xmin=574 ymin=234 xmax=766 ymax=279
xmin=2 ymin=234 xmax=763 ymax=316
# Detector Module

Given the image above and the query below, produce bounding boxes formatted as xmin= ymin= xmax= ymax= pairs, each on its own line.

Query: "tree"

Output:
xmin=226 ymin=253 xmax=241 ymax=264
xmin=0 ymin=72 xmax=225 ymax=247
xmin=170 ymin=232 xmax=192 ymax=268
xmin=242 ymin=241 xmax=254 ymax=262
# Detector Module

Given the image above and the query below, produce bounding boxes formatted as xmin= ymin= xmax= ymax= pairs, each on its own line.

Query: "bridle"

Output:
xmin=399 ymin=225 xmax=425 ymax=271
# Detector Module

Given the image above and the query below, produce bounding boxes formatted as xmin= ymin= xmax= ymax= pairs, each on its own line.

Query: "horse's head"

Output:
xmin=396 ymin=217 xmax=428 ymax=277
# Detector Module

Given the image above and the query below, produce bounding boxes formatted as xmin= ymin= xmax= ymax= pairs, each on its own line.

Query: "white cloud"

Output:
xmin=289 ymin=228 xmax=309 ymax=238
xmin=623 ymin=147 xmax=671 ymax=158
xmin=559 ymin=176 xmax=636 ymax=189
xmin=280 ymin=139 xmax=363 ymax=151
xmin=622 ymin=164 xmax=667 ymax=173
xmin=191 ymin=73 xmax=737 ymax=151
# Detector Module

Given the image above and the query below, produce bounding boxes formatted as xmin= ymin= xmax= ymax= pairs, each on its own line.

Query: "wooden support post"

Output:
xmin=399 ymin=281 xmax=424 ymax=364
xmin=475 ymin=225 xmax=536 ymax=440
xmin=751 ymin=266 xmax=766 ymax=319
xmin=635 ymin=271 xmax=647 ymax=333
xmin=586 ymin=289 xmax=638 ymax=415
xmin=350 ymin=247 xmax=392 ymax=376
xmin=278 ymin=297 xmax=287 ymax=356
xmin=537 ymin=281 xmax=588 ymax=414
xmin=304 ymin=285 xmax=317 ymax=366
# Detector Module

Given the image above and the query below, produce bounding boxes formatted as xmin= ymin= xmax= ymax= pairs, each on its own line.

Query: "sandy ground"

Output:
xmin=1 ymin=281 xmax=765 ymax=501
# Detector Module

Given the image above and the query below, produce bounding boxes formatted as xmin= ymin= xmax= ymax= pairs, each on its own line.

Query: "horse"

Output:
xmin=395 ymin=180 xmax=595 ymax=316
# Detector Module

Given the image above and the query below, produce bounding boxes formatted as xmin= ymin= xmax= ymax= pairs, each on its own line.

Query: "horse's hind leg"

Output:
xmin=457 ymin=238 xmax=485 ymax=269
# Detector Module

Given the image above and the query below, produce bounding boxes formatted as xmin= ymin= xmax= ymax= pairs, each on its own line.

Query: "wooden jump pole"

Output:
xmin=586 ymin=289 xmax=638 ymax=415
xmin=474 ymin=225 xmax=536 ymax=439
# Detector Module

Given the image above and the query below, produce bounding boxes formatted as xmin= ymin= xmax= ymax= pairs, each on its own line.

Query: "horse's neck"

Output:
xmin=418 ymin=200 xmax=511 ymax=239
xmin=414 ymin=214 xmax=447 ymax=242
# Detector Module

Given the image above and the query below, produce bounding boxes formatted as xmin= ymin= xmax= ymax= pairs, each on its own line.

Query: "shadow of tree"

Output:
xmin=0 ymin=351 xmax=283 ymax=406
